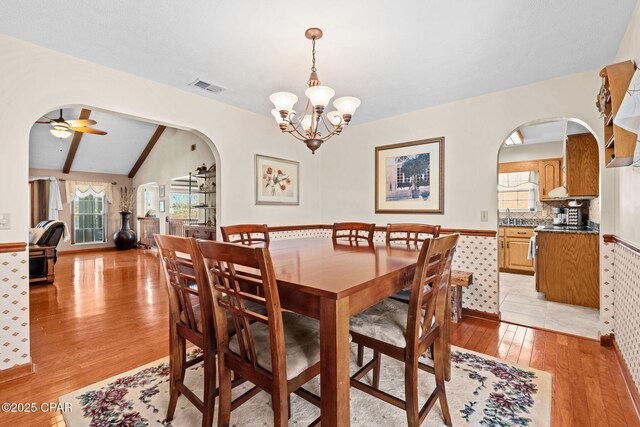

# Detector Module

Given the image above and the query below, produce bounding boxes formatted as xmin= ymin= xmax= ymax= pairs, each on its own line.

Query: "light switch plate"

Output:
xmin=0 ymin=213 xmax=10 ymax=230
xmin=480 ymin=210 xmax=488 ymax=222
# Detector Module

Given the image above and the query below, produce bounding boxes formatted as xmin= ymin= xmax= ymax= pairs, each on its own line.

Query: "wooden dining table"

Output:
xmin=262 ymin=237 xmax=427 ymax=426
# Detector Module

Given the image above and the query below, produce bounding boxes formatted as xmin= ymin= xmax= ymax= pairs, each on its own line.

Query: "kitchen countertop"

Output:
xmin=498 ymin=223 xmax=544 ymax=228
xmin=534 ymin=225 xmax=599 ymax=235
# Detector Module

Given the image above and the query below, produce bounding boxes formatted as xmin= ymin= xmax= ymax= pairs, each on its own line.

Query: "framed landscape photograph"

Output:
xmin=255 ymin=154 xmax=299 ymax=205
xmin=375 ymin=137 xmax=444 ymax=214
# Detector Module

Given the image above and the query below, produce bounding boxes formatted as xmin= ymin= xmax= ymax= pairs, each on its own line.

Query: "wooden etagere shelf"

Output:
xmin=599 ymin=60 xmax=637 ymax=168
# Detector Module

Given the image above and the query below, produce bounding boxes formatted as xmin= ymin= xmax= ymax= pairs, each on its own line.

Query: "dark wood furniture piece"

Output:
xmin=243 ymin=237 xmax=433 ymax=426
xmin=220 ymin=224 xmax=269 ymax=245
xmin=332 ymin=222 xmax=376 ymax=243
xmin=184 ymin=225 xmax=216 ymax=241
xmin=450 ymin=270 xmax=473 ymax=323
xmin=535 ymin=231 xmax=599 ymax=308
xmin=194 ymin=240 xmax=321 ymax=427
xmin=137 ymin=217 xmax=159 ymax=248
xmin=349 ymin=235 xmax=459 ymax=426
xmin=28 ymin=245 xmax=55 ymax=284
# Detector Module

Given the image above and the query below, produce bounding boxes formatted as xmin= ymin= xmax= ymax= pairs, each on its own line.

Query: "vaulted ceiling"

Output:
xmin=1 ymin=1 xmax=636 ymax=124
xmin=29 ymin=109 xmax=159 ymax=175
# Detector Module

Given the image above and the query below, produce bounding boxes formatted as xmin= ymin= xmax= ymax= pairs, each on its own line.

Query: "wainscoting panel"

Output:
xmin=601 ymin=242 xmax=616 ymax=335
xmin=0 ymin=249 xmax=30 ymax=370
xmin=613 ymin=242 xmax=640 ymax=391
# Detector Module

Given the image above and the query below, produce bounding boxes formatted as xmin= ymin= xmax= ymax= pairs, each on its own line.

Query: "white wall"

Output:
xmin=498 ymin=141 xmax=564 ymax=163
xmin=320 ymin=71 xmax=609 ymax=232
xmin=0 ymin=34 xmax=323 ymax=370
xmin=613 ymin=0 xmax=640 ymax=245
xmin=133 ymin=127 xmax=215 ymax=234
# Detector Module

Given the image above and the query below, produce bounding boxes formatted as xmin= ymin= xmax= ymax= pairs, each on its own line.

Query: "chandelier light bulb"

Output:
xmin=305 ymin=85 xmax=335 ymax=109
xmin=270 ymin=109 xmax=285 ymax=125
xmin=333 ymin=96 xmax=361 ymax=117
xmin=269 ymin=92 xmax=298 ymax=113
xmin=300 ymin=114 xmax=313 ymax=131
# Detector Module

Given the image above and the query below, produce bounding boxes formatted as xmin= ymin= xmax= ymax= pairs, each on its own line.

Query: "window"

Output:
xmin=498 ymin=171 xmax=538 ymax=211
xmin=169 ymin=193 xmax=199 ymax=219
xmin=72 ymin=191 xmax=107 ymax=244
xmin=143 ymin=189 xmax=153 ymax=213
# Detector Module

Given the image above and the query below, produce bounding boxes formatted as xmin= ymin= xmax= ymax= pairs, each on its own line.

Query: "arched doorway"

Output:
xmin=496 ymin=118 xmax=602 ymax=339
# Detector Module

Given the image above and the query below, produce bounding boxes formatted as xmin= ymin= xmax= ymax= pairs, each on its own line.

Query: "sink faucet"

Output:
xmin=506 ymin=208 xmax=512 ymax=225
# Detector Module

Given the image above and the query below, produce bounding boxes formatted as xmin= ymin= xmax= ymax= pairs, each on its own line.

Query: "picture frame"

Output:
xmin=159 ymin=185 xmax=165 ymax=198
xmin=255 ymin=154 xmax=299 ymax=205
xmin=159 ymin=199 xmax=166 ymax=213
xmin=375 ymin=137 xmax=445 ymax=214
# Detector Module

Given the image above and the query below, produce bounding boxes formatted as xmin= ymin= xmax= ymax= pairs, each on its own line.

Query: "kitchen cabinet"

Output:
xmin=499 ymin=227 xmax=534 ymax=274
xmin=535 ymin=231 xmax=599 ymax=308
xmin=539 ymin=159 xmax=562 ymax=201
xmin=565 ymin=133 xmax=599 ymax=197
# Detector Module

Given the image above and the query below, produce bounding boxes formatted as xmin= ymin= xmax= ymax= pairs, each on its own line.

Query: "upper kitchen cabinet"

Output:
xmin=539 ymin=158 xmax=562 ymax=201
xmin=564 ymin=133 xmax=599 ymax=198
xmin=598 ymin=60 xmax=637 ymax=168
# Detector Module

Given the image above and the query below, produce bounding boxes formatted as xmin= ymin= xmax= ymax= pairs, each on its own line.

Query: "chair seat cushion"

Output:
xmin=228 ymin=311 xmax=320 ymax=380
xmin=350 ymin=298 xmax=414 ymax=348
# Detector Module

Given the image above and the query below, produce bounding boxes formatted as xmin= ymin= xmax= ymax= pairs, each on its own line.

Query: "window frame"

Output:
xmin=71 ymin=191 xmax=107 ymax=245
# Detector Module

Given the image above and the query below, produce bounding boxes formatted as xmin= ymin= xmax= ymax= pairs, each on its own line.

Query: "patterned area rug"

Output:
xmin=60 ymin=345 xmax=551 ymax=426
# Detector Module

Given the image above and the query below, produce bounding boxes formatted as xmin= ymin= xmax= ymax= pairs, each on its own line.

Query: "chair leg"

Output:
xmin=201 ymin=349 xmax=217 ymax=427
xmin=271 ymin=390 xmax=289 ymax=427
xmin=404 ymin=358 xmax=420 ymax=427
xmin=166 ymin=332 xmax=185 ymax=422
xmin=433 ymin=337 xmax=452 ymax=426
xmin=357 ymin=343 xmax=364 ymax=367
xmin=217 ymin=358 xmax=233 ymax=427
xmin=372 ymin=351 xmax=382 ymax=389
xmin=287 ymin=394 xmax=292 ymax=420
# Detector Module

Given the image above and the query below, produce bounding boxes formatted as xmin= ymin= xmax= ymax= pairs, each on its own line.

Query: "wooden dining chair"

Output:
xmin=220 ymin=224 xmax=270 ymax=246
xmin=332 ymin=222 xmax=376 ymax=243
xmin=155 ymin=235 xmax=257 ymax=427
xmin=386 ymin=223 xmax=441 ymax=245
xmin=349 ymin=234 xmax=459 ymax=427
xmin=194 ymin=240 xmax=322 ymax=427
xmin=155 ymin=234 xmax=219 ymax=427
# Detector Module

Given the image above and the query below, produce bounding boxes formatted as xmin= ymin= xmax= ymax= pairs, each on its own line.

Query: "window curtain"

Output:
xmin=28 ymin=176 xmax=64 ymax=225
xmin=65 ymin=181 xmax=113 ymax=204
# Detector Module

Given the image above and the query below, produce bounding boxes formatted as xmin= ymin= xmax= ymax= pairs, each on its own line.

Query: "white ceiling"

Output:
xmin=29 ymin=109 xmax=158 ymax=175
xmin=516 ymin=120 xmax=589 ymax=145
xmin=0 ymin=1 xmax=635 ymax=123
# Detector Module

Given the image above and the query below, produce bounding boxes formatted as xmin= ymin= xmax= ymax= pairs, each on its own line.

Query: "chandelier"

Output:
xmin=269 ymin=28 xmax=361 ymax=154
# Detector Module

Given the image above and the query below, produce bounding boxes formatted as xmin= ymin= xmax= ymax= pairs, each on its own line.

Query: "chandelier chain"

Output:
xmin=311 ymin=38 xmax=317 ymax=73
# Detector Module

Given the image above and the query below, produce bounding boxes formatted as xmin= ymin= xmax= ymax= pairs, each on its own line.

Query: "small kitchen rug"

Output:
xmin=60 ymin=345 xmax=551 ymax=426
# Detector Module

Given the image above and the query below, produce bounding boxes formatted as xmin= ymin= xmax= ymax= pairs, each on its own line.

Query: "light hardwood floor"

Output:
xmin=0 ymin=249 xmax=638 ymax=426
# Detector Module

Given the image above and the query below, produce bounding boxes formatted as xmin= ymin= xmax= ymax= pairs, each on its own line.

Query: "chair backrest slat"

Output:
xmin=193 ymin=240 xmax=287 ymax=383
xmin=221 ymin=224 xmax=270 ymax=246
xmin=155 ymin=234 xmax=215 ymax=338
xmin=332 ymin=222 xmax=376 ymax=243
xmin=386 ymin=223 xmax=441 ymax=246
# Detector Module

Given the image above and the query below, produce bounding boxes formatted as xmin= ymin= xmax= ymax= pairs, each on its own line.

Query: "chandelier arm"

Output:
xmin=284 ymin=130 xmax=307 ymax=142
xmin=318 ymin=113 xmax=340 ymax=134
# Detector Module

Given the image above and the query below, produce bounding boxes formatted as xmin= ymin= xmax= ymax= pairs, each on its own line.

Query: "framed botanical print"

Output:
xmin=255 ymin=154 xmax=300 ymax=205
xmin=375 ymin=137 xmax=444 ymax=214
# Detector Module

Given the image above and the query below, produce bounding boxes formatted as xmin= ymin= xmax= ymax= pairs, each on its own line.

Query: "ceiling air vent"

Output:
xmin=189 ymin=78 xmax=224 ymax=94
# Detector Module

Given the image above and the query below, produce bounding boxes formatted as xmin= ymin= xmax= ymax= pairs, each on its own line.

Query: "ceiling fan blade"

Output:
xmin=35 ymin=121 xmax=52 ymax=124
xmin=66 ymin=119 xmax=97 ymax=127
xmin=71 ymin=126 xmax=107 ymax=135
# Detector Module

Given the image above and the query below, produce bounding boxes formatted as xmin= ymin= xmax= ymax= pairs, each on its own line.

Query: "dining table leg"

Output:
xmin=320 ymin=296 xmax=351 ymax=427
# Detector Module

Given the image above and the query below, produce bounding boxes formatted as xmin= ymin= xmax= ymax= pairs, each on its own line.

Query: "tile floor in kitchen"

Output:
xmin=499 ymin=272 xmax=600 ymax=339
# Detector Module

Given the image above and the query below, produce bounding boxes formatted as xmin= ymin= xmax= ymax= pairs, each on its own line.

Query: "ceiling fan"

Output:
xmin=35 ymin=109 xmax=107 ymax=139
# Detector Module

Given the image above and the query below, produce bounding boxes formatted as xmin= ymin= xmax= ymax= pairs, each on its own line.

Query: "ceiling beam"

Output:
xmin=62 ymin=108 xmax=91 ymax=174
xmin=128 ymin=125 xmax=166 ymax=178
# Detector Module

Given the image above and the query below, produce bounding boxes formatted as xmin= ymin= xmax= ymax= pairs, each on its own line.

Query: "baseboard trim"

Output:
xmin=0 ymin=361 xmax=34 ymax=384
xmin=0 ymin=242 xmax=27 ymax=253
xmin=462 ymin=308 xmax=501 ymax=321
xmin=499 ymin=267 xmax=534 ymax=276
xmin=611 ymin=337 xmax=640 ymax=420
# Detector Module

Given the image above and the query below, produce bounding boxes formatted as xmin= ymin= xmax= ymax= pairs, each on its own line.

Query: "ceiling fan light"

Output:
xmin=269 ymin=92 xmax=298 ymax=113
xmin=305 ymin=85 xmax=335 ymax=108
xmin=50 ymin=126 xmax=72 ymax=139
xmin=333 ymin=96 xmax=361 ymax=116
